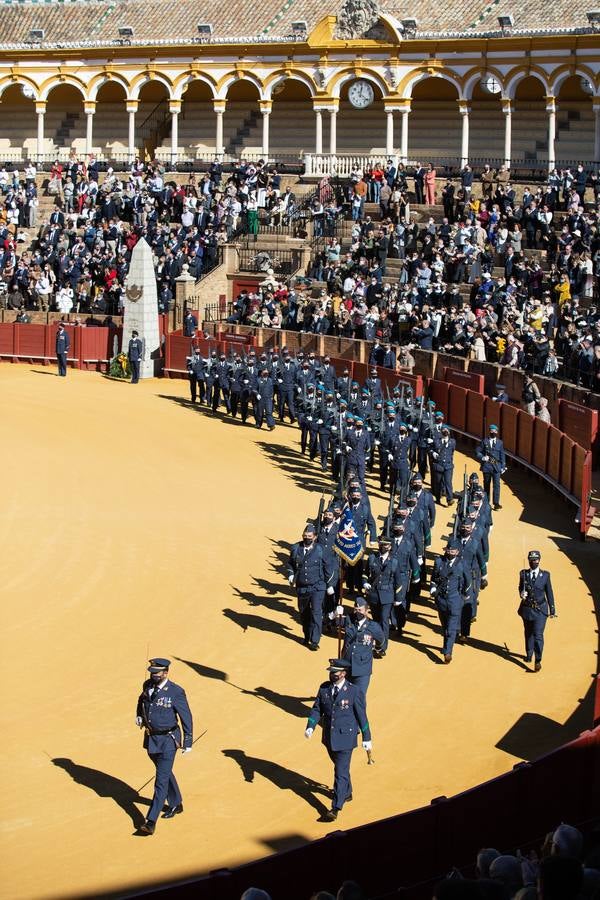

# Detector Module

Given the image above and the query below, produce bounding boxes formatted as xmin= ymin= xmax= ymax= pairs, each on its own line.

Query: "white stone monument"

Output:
xmin=122 ymin=237 xmax=163 ymax=378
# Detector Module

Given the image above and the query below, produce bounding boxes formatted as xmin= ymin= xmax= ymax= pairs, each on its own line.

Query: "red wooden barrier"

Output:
xmin=572 ymin=444 xmax=586 ymax=502
xmin=517 ymin=412 xmax=534 ymax=465
xmin=547 ymin=426 xmax=562 ymax=483
xmin=352 ymin=362 xmax=369 ymax=387
xmin=444 ymin=368 xmax=485 ymax=394
xmin=427 ymin=379 xmax=450 ymax=418
xmin=532 ymin=418 xmax=550 ymax=472
xmin=447 ymin=385 xmax=468 ymax=431
xmin=466 ymin=391 xmax=485 ymax=437
xmin=500 ymin=404 xmax=520 ymax=455
xmin=484 ymin=397 xmax=502 ymax=433
xmin=560 ymin=435 xmax=575 ymax=495
xmin=558 ymin=399 xmax=599 ymax=451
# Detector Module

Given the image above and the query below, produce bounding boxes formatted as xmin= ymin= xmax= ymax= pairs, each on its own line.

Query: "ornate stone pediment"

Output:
xmin=335 ymin=0 xmax=387 ymax=39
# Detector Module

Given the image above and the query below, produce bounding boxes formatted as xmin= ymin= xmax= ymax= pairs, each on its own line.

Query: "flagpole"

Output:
xmin=337 ymin=558 xmax=345 ymax=656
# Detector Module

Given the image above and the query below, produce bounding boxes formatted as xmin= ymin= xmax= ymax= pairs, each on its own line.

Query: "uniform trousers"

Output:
xmin=326 ymin=747 xmax=353 ymax=811
xmin=147 ymin=742 xmax=182 ymax=822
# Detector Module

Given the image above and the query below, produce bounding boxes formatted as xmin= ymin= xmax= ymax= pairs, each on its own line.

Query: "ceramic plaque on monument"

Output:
xmin=122 ymin=237 xmax=163 ymax=378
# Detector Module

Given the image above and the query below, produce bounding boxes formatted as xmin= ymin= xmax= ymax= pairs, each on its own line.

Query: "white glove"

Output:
xmin=256 ymin=393 xmax=261 ymax=400
xmin=501 ymin=467 xmax=507 ymax=475
xmin=336 ymin=604 xmax=344 ymax=616
xmin=374 ymin=439 xmax=380 ymax=446
xmin=331 ymin=426 xmax=337 ymax=432
xmin=288 ymin=575 xmax=295 ymax=585
xmin=482 ymin=455 xmax=489 ymax=462
xmin=432 ymin=452 xmax=438 ymax=459
xmin=363 ymin=741 xmax=372 ymax=751
xmin=307 ymin=416 xmax=313 ymax=422
xmin=317 ymin=419 xmax=323 ymax=425
xmin=336 ymin=448 xmax=341 ymax=455
xmin=520 ymin=590 xmax=528 ymax=600
xmin=430 ymin=585 xmax=437 ymax=596
xmin=305 ymin=727 xmax=314 ymax=739
xmin=388 ymin=453 xmax=394 ymax=461
xmin=277 ymin=378 xmax=283 ymax=383
xmin=367 ymin=427 xmax=372 ymax=432
xmin=243 ymin=379 xmax=249 ymax=385
xmin=412 ymin=426 xmax=418 ymax=432
xmin=335 ymin=392 xmax=341 ymax=399
xmin=326 ymin=586 xmax=335 ymax=595
xmin=136 ymin=716 xmax=143 ymax=727
xmin=345 ymin=445 xmax=352 ymax=453
xmin=363 ymin=582 xmax=372 ymax=591
xmin=418 ymin=556 xmax=423 ymax=565
xmin=427 ymin=438 xmax=434 ymax=444
xmin=393 ymin=600 xmax=401 ymax=606
xmin=181 ymin=747 xmax=192 ymax=754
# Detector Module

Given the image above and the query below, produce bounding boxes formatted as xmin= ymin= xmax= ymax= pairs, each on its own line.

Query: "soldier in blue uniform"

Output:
xmin=389 ymin=422 xmax=411 ymax=492
xmin=457 ymin=521 xmax=487 ymax=642
xmin=55 ymin=323 xmax=70 ymax=377
xmin=362 ymin=535 xmax=403 ymax=656
xmin=255 ymin=368 xmax=275 ymax=430
xmin=287 ymin=523 xmax=334 ymax=650
xmin=390 ymin=520 xmax=421 ymax=625
xmin=345 ymin=484 xmax=377 ymax=595
xmin=276 ymin=352 xmax=297 ymax=423
xmin=186 ymin=347 xmax=206 ymax=403
xmin=345 ymin=417 xmax=371 ymax=486
xmin=518 ymin=550 xmax=557 ymax=671
xmin=318 ymin=392 xmax=337 ymax=471
xmin=342 ymin=596 xmax=384 ymax=695
xmin=430 ymin=539 xmax=471 ymax=663
xmin=431 ymin=425 xmax=456 ymax=505
xmin=305 ymin=658 xmax=372 ymax=822
xmin=211 ymin=353 xmax=232 ymax=413
xmin=135 ymin=658 xmax=193 ymax=835
xmin=128 ymin=330 xmax=143 ymax=384
xmin=318 ymin=508 xmax=340 ymax=627
xmin=476 ymin=423 xmax=507 ymax=510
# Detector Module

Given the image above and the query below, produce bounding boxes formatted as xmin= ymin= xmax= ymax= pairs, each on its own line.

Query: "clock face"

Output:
xmin=348 ymin=79 xmax=375 ymax=109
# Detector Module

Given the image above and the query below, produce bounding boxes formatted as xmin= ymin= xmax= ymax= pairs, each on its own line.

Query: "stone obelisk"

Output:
xmin=122 ymin=237 xmax=162 ymax=378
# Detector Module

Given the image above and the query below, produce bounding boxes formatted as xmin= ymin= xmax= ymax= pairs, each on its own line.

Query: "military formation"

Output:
xmin=137 ymin=347 xmax=557 ymax=829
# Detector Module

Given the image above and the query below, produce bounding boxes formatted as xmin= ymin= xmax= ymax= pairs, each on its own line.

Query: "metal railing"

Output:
xmin=236 ymin=247 xmax=304 ymax=276
xmin=203 ymin=301 xmax=234 ymax=322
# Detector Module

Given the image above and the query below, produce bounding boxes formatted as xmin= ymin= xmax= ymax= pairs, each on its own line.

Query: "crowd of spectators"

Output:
xmin=0 ymin=154 xmax=289 ymax=316
xmin=238 ymin=820 xmax=600 ymax=899
xmin=235 ymin=163 xmax=600 ymax=391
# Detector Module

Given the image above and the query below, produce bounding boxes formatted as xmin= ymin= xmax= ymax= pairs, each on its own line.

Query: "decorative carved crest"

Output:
xmin=126 ymin=284 xmax=143 ymax=303
xmin=335 ymin=0 xmax=381 ymax=39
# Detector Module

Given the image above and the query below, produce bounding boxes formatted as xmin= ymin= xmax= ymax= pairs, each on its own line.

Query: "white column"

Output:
xmin=315 ymin=109 xmax=323 ymax=154
xmin=386 ymin=110 xmax=394 ymax=156
xmin=36 ymin=103 xmax=46 ymax=163
xmin=169 ymin=103 xmax=180 ymax=166
xmin=329 ymin=109 xmax=337 ymax=155
xmin=85 ymin=109 xmax=94 ymax=156
xmin=502 ymin=100 xmax=512 ymax=168
xmin=214 ymin=102 xmax=226 ymax=155
xmin=593 ymin=100 xmax=600 ymax=164
xmin=262 ymin=111 xmax=270 ymax=157
xmin=546 ymin=96 xmax=556 ymax=173
xmin=126 ymin=102 xmax=138 ymax=163
xmin=400 ymin=107 xmax=409 ymax=163
xmin=459 ymin=102 xmax=470 ymax=167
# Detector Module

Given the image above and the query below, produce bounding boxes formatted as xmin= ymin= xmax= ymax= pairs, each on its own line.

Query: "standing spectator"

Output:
xmin=424 ymin=163 xmax=436 ymax=205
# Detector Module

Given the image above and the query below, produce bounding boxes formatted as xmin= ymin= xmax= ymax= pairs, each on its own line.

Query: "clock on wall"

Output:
xmin=348 ymin=79 xmax=375 ymax=108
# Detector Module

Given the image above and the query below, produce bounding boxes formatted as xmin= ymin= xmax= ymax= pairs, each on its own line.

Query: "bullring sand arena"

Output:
xmin=1 ymin=365 xmax=598 ymax=900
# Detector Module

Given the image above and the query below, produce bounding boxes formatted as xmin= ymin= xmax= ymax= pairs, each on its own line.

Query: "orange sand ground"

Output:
xmin=1 ymin=365 xmax=597 ymax=900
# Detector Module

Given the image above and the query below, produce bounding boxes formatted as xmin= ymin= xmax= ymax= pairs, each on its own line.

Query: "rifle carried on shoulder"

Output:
xmin=315 ymin=493 xmax=326 ymax=535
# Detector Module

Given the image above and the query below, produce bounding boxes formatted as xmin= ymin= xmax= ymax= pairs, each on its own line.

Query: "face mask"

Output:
xmin=303 ymin=538 xmax=313 ymax=547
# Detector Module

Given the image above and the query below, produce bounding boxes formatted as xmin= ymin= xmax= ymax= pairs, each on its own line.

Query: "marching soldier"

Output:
xmin=204 ymin=350 xmax=218 ymax=407
xmin=318 ymin=507 xmax=340 ymax=626
xmin=287 ymin=523 xmax=334 ymax=651
xmin=211 ymin=352 xmax=232 ymax=414
xmin=365 ymin=367 xmax=383 ymax=401
xmin=341 ymin=596 xmax=384 ymax=696
xmin=476 ymin=423 xmax=507 ymax=510
xmin=390 ymin=520 xmax=421 ymax=624
xmin=255 ymin=368 xmax=276 ymax=430
xmin=345 ymin=484 xmax=377 ymax=595
xmin=335 ymin=367 xmax=352 ymax=400
xmin=379 ymin=404 xmax=399 ymax=490
xmin=240 ymin=358 xmax=259 ymax=424
xmin=345 ymin=416 xmax=371 ymax=486
xmin=518 ymin=550 xmax=556 ymax=671
xmin=298 ymin=384 xmax=317 ymax=454
xmin=410 ymin=473 xmax=436 ymax=547
xmin=362 ymin=534 xmax=403 ymax=656
xmin=389 ymin=422 xmax=411 ymax=493
xmin=430 ymin=539 xmax=471 ymax=663
xmin=186 ymin=347 xmax=206 ymax=404
xmin=276 ymin=352 xmax=297 ymax=423
xmin=431 ymin=424 xmax=456 ymax=505
xmin=457 ymin=521 xmax=487 ymax=641
xmin=318 ymin=392 xmax=337 ymax=472
xmin=228 ymin=356 xmax=244 ymax=418
xmin=304 ymin=658 xmax=372 ymax=822
xmin=135 ymin=658 xmax=193 ymax=835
